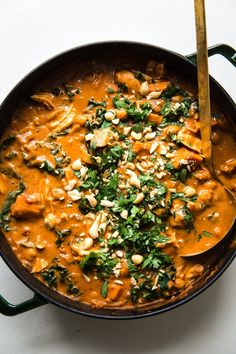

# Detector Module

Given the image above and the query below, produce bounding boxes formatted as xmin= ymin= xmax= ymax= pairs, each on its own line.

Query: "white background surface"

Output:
xmin=0 ymin=1 xmax=235 ymax=353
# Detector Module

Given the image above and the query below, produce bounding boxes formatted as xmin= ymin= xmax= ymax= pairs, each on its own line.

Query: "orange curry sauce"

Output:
xmin=0 ymin=63 xmax=235 ymax=308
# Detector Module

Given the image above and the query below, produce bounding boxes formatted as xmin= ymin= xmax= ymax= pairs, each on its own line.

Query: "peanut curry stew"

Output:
xmin=0 ymin=61 xmax=235 ymax=308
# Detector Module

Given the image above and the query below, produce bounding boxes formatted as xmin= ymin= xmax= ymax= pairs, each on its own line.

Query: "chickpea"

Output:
xmin=52 ymin=188 xmax=65 ymax=200
xmin=44 ymin=213 xmax=57 ymax=229
xmin=211 ymin=131 xmax=220 ymax=145
xmin=24 ymin=247 xmax=37 ymax=261
xmin=214 ymin=226 xmax=222 ymax=237
xmin=174 ymin=278 xmax=185 ymax=289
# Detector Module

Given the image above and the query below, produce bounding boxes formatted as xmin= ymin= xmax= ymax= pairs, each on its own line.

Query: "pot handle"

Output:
xmin=0 ymin=293 xmax=46 ymax=316
xmin=186 ymin=43 xmax=236 ymax=67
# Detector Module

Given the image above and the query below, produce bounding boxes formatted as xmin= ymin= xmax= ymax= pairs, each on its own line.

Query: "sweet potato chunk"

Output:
xmin=149 ymin=81 xmax=170 ymax=92
xmin=133 ymin=141 xmax=151 ymax=153
xmin=148 ymin=113 xmax=163 ymax=125
xmin=108 ymin=284 xmax=123 ymax=301
xmin=184 ymin=119 xmax=200 ymax=133
xmin=115 ymin=71 xmax=140 ymax=92
xmin=77 ymin=145 xmax=93 ymax=164
xmin=31 ymin=92 xmax=55 ymax=110
xmin=11 ymin=193 xmax=44 ymax=219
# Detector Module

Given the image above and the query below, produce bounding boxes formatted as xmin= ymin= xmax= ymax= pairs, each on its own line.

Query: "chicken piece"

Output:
xmin=31 ymin=258 xmax=48 ymax=273
xmin=170 ymin=147 xmax=203 ymax=169
xmin=42 ymin=108 xmax=63 ymax=122
xmin=177 ymin=129 xmax=202 ymax=153
xmin=169 ymin=199 xmax=187 ymax=228
xmin=220 ymin=158 xmax=236 ymax=175
xmin=146 ymin=61 xmax=166 ymax=79
xmin=115 ymin=71 xmax=140 ymax=92
xmin=50 ymin=112 xmax=74 ymax=134
xmin=188 ymin=188 xmax=213 ymax=212
xmin=31 ymin=92 xmax=55 ymax=110
xmin=11 ymin=193 xmax=44 ymax=219
xmin=17 ymin=123 xmax=36 ymax=145
xmin=93 ymin=128 xmax=112 ymax=148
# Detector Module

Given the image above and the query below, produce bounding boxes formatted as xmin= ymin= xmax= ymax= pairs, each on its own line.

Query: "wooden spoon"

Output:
xmin=179 ymin=0 xmax=236 ymax=257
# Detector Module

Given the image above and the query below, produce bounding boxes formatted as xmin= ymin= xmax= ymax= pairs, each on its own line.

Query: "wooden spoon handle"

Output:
xmin=194 ymin=0 xmax=212 ymax=167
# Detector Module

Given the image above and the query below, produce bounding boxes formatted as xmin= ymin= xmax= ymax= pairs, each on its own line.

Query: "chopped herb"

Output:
xmin=99 ymin=173 xmax=118 ymax=201
xmin=197 ymin=230 xmax=213 ymax=241
xmin=165 ymin=162 xmax=189 ymax=183
xmin=107 ymin=87 xmax=115 ymax=94
xmin=0 ymin=180 xmax=25 ymax=231
xmin=88 ymin=99 xmax=107 ymax=108
xmin=132 ymin=123 xmax=143 ymax=133
xmin=0 ymin=136 xmax=16 ymax=151
xmin=63 ymin=83 xmax=80 ymax=101
xmin=80 ymin=251 xmax=117 ymax=278
xmin=0 ymin=167 xmax=21 ymax=179
xmin=161 ymin=99 xmax=190 ymax=118
xmin=101 ymin=120 xmax=112 ymax=129
xmin=161 ymin=86 xmax=188 ymax=99
xmin=97 ymin=145 xmax=124 ymax=171
xmin=49 ymin=129 xmax=71 ymax=139
xmin=79 ymin=197 xmax=97 ymax=214
xmin=112 ymin=96 xmax=131 ymax=109
xmin=127 ymin=149 xmax=136 ymax=162
xmin=39 ymin=159 xmax=65 ymax=179
xmin=67 ymin=283 xmax=80 ymax=296
xmin=41 ymin=264 xmax=80 ymax=296
xmin=118 ymin=83 xmax=128 ymax=93
xmin=55 ymin=229 xmax=71 ymax=246
xmin=127 ymin=103 xmax=151 ymax=122
xmin=5 ymin=151 xmax=18 ymax=160
xmin=142 ymin=249 xmax=173 ymax=270
xmin=101 ymin=280 xmax=108 ymax=298
xmin=202 ymin=230 xmax=213 ymax=237
xmin=79 ymin=168 xmax=100 ymax=190
xmin=51 ymin=87 xmax=63 ymax=96
xmin=116 ymin=222 xmax=167 ymax=254
xmin=130 ymin=278 xmax=160 ymax=303
xmin=134 ymin=71 xmax=145 ymax=81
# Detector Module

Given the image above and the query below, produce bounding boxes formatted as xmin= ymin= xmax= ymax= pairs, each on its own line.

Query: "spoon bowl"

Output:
xmin=181 ymin=0 xmax=236 ymax=257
